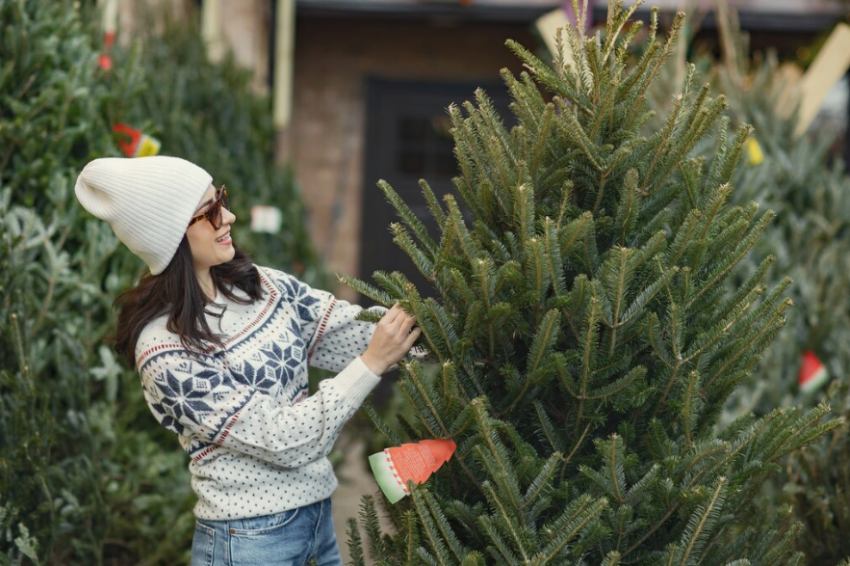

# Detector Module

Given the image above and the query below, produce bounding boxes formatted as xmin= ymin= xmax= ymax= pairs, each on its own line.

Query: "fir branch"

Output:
xmin=533 ymin=400 xmax=567 ymax=454
xmin=402 ymin=510 xmax=421 ymax=565
xmin=346 ymin=517 xmax=366 ymax=566
xmin=475 ymin=88 xmax=517 ymax=167
xmin=688 ymin=209 xmax=776 ymax=307
xmin=534 ymin=494 xmax=608 ymax=564
xmin=576 ymin=295 xmax=602 ymax=427
xmin=513 ymin=183 xmax=535 ymax=244
xmin=380 ymin=179 xmax=439 ymax=256
xmin=613 ymin=169 xmax=641 ymax=244
xmin=412 ymin=488 xmax=455 ymax=566
xmin=647 ymin=311 xmax=675 ymax=369
xmin=480 ymin=481 xmax=530 ymax=562
xmin=478 ymin=513 xmax=521 ymax=564
xmin=544 ymin=217 xmax=567 ymax=296
xmin=360 ymin=495 xmax=390 ymax=562
xmin=559 ymin=211 xmax=593 ymax=257
xmin=602 ymin=0 xmax=643 ymax=63
xmin=445 ymin=195 xmax=480 ymax=265
xmin=625 ymin=463 xmax=660 ymax=504
xmin=501 ymin=69 xmax=545 ymax=134
xmin=525 ymin=237 xmax=549 ymax=302
xmin=423 ymin=490 xmax=469 ymax=564
xmin=420 ymin=179 xmax=447 ymax=227
xmin=527 ymin=309 xmax=560 ymax=374
xmin=404 ymin=360 xmax=449 ymax=437
xmin=391 ymin=223 xmax=435 ymax=280
xmin=522 ymin=452 xmax=560 ymax=509
xmin=676 ymin=476 xmax=728 ymax=565
xmin=471 ymin=404 xmax=522 ymax=512
xmin=704 ymin=295 xmax=792 ymax=390
xmin=681 ymin=370 xmax=702 ymax=448
xmin=553 ymin=98 xmax=604 ymax=170
xmin=363 ymin=400 xmax=403 ymax=446
xmin=530 ymin=105 xmax=555 ymax=176
xmin=586 ymin=365 xmax=646 ymax=401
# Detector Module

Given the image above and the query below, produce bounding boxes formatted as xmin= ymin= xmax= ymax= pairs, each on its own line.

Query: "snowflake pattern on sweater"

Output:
xmin=135 ymin=265 xmax=383 ymax=520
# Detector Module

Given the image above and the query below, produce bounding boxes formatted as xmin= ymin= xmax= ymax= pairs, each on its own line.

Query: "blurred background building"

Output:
xmin=110 ymin=0 xmax=849 ymax=302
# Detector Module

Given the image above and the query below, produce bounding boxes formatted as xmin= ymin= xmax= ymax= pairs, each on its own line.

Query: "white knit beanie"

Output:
xmin=75 ymin=156 xmax=213 ymax=276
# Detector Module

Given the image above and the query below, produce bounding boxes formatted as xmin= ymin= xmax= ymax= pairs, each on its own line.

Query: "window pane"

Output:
xmin=434 ymin=132 xmax=456 ymax=178
xmin=399 ymin=117 xmax=428 ymax=142
xmin=398 ymin=150 xmax=426 ymax=175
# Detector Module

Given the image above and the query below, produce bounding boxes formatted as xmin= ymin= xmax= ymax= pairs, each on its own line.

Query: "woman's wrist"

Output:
xmin=360 ymin=352 xmax=387 ymax=376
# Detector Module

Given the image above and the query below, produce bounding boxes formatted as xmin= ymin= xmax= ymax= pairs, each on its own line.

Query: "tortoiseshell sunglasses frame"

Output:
xmin=188 ymin=185 xmax=228 ymax=230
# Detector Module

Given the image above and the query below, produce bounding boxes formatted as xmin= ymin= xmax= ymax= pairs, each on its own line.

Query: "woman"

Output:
xmin=75 ymin=156 xmax=420 ymax=566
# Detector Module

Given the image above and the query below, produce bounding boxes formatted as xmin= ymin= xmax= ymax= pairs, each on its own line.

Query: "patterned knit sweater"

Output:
xmin=135 ymin=265 xmax=382 ymax=520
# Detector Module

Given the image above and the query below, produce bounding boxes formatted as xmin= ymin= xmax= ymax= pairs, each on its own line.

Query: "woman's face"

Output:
xmin=186 ymin=183 xmax=236 ymax=272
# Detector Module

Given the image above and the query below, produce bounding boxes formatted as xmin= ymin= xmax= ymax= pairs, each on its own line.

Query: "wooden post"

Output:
xmin=100 ymin=0 xmax=118 ymax=36
xmin=202 ymin=0 xmax=224 ymax=63
xmin=795 ymin=23 xmax=850 ymax=137
xmin=274 ymin=0 xmax=296 ymax=164
xmin=535 ymin=1 xmax=592 ymax=72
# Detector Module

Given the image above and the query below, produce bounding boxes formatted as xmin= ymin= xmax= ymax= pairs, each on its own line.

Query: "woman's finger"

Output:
xmin=398 ymin=314 xmax=416 ymax=335
xmin=385 ymin=306 xmax=413 ymax=331
xmin=382 ymin=304 xmax=403 ymax=325
xmin=402 ymin=327 xmax=422 ymax=350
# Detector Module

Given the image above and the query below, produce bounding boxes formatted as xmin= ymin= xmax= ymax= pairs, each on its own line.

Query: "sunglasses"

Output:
xmin=188 ymin=185 xmax=229 ymax=230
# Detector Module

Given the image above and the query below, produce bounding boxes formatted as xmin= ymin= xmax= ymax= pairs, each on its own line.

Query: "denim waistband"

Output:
xmin=191 ymin=498 xmax=342 ymax=566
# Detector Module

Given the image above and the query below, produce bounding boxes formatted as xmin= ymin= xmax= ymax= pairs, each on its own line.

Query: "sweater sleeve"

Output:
xmin=138 ymin=351 xmax=380 ymax=469
xmin=262 ymin=266 xmax=385 ymax=373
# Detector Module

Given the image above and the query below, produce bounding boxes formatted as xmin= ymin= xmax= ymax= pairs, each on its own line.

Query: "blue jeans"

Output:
xmin=191 ymin=498 xmax=343 ymax=566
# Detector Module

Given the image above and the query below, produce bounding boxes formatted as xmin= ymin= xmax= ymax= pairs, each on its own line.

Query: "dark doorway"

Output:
xmin=359 ymin=78 xmax=513 ymax=304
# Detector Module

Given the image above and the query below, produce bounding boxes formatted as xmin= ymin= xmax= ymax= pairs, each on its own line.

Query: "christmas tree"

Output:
xmin=678 ymin=10 xmax=850 ymax=564
xmin=0 ymin=0 xmax=319 ymax=563
xmin=699 ymin=9 xmax=850 ymax=415
xmin=0 ymin=0 xmax=144 ymax=561
xmin=345 ymin=2 xmax=840 ymax=564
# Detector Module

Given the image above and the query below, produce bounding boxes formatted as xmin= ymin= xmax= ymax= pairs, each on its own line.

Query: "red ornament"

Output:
xmin=799 ymin=351 xmax=829 ymax=393
xmin=98 ymin=32 xmax=116 ymax=72
xmin=112 ymin=123 xmax=161 ymax=157
xmin=98 ymin=54 xmax=113 ymax=71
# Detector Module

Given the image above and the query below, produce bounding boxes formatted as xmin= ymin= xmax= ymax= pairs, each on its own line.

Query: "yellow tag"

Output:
xmin=135 ymin=134 xmax=161 ymax=157
xmin=746 ymin=137 xmax=764 ymax=166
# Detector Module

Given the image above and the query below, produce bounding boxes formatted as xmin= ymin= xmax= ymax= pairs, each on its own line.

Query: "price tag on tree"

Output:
xmin=369 ymin=439 xmax=456 ymax=504
xmin=250 ymin=205 xmax=283 ymax=234
xmin=799 ymin=350 xmax=829 ymax=393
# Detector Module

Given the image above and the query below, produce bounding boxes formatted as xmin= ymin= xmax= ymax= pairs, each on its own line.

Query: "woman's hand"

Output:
xmin=360 ymin=304 xmax=422 ymax=375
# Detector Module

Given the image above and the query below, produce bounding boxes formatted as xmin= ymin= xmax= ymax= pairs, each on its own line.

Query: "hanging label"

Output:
xmin=369 ymin=439 xmax=456 ymax=504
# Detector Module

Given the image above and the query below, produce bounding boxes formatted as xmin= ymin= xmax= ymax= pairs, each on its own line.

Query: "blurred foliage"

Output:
xmin=0 ymin=0 xmax=318 ymax=564
xmin=648 ymin=8 xmax=850 ymax=565
xmin=111 ymin=4 xmax=322 ymax=282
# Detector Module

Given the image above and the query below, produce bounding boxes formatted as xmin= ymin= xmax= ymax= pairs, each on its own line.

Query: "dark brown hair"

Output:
xmin=111 ymin=236 xmax=263 ymax=367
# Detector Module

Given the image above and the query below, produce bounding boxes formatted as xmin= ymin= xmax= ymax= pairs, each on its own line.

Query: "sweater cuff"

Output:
xmin=332 ymin=356 xmax=381 ymax=406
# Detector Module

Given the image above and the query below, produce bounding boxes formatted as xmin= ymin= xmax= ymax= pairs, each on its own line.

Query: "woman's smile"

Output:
xmin=215 ymin=230 xmax=232 ymax=245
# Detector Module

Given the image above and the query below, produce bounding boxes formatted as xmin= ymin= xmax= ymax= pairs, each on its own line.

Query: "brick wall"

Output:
xmin=290 ymin=16 xmax=536 ymax=300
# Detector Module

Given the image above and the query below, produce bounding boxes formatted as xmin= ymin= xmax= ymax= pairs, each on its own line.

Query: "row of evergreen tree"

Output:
xmin=0 ymin=1 xmax=317 ymax=564
xmin=700 ymin=11 xmax=850 ymax=564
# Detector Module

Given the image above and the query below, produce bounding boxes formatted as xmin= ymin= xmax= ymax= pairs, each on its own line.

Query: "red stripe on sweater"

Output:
xmin=308 ymin=298 xmax=337 ymax=361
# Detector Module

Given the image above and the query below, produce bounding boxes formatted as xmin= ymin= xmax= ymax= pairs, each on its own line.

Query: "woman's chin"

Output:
xmin=209 ymin=247 xmax=236 ymax=267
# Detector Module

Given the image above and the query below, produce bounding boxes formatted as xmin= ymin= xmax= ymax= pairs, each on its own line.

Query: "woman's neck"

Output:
xmin=196 ymin=268 xmax=216 ymax=302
